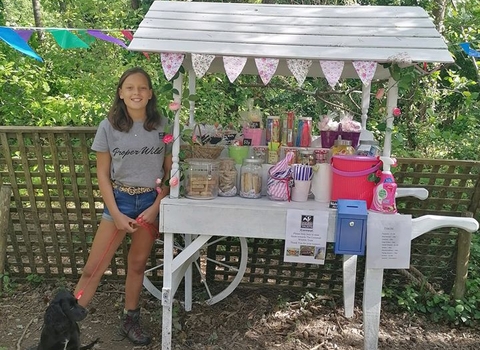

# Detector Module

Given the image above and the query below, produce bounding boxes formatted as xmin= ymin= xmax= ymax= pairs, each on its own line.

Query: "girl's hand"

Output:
xmin=138 ymin=204 xmax=159 ymax=225
xmin=112 ymin=212 xmax=138 ymax=233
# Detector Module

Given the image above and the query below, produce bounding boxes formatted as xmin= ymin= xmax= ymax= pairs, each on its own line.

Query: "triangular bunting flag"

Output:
xmin=87 ymin=30 xmax=127 ymax=48
xmin=460 ymin=43 xmax=480 ymax=58
xmin=287 ymin=59 xmax=312 ymax=87
xmin=76 ymin=30 xmax=97 ymax=45
xmin=319 ymin=61 xmax=344 ymax=89
xmin=255 ymin=58 xmax=279 ymax=85
xmin=192 ymin=53 xmax=215 ymax=78
xmin=223 ymin=56 xmax=247 ymax=83
xmin=352 ymin=61 xmax=377 ymax=86
xmin=0 ymin=27 xmax=42 ymax=61
xmin=48 ymin=29 xmax=89 ymax=49
xmin=14 ymin=29 xmax=34 ymax=42
xmin=121 ymin=30 xmax=150 ymax=59
xmin=161 ymin=53 xmax=185 ymax=81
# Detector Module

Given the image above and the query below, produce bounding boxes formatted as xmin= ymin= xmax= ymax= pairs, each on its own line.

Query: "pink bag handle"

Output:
xmin=331 ymin=160 xmax=381 ymax=177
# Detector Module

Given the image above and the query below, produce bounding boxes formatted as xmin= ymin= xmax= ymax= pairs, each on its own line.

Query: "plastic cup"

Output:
xmin=291 ymin=179 xmax=311 ymax=202
xmin=228 ymin=146 xmax=250 ymax=165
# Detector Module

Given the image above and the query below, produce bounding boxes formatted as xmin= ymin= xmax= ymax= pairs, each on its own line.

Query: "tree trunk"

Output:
xmin=31 ymin=0 xmax=44 ymax=41
xmin=432 ymin=0 xmax=448 ymax=33
xmin=131 ymin=0 xmax=140 ymax=9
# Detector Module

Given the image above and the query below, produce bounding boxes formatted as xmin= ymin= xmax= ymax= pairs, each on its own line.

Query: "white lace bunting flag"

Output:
xmin=319 ymin=61 xmax=345 ymax=89
xmin=255 ymin=58 xmax=279 ymax=85
xmin=287 ymin=59 xmax=312 ymax=86
xmin=192 ymin=53 xmax=215 ymax=78
xmin=352 ymin=61 xmax=377 ymax=86
xmin=161 ymin=53 xmax=185 ymax=81
xmin=223 ymin=56 xmax=247 ymax=83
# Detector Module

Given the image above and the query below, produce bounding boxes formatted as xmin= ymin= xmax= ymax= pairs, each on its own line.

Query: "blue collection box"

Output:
xmin=334 ymin=199 xmax=368 ymax=255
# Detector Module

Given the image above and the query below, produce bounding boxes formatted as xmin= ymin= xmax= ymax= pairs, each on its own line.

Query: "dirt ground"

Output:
xmin=1 ymin=281 xmax=479 ymax=350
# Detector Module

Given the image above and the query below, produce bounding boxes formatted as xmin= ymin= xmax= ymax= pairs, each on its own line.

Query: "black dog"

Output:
xmin=30 ymin=289 xmax=99 ymax=350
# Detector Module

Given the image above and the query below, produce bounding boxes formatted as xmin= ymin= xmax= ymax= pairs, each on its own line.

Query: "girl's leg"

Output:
xmin=74 ymin=220 xmax=126 ymax=307
xmin=124 ymin=225 xmax=156 ymax=310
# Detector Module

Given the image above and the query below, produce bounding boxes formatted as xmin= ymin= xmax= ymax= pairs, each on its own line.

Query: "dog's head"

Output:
xmin=45 ymin=289 xmax=88 ymax=332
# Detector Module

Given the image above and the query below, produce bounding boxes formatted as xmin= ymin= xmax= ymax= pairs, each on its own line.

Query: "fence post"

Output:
xmin=0 ymin=185 xmax=12 ymax=291
xmin=453 ymin=211 xmax=474 ymax=300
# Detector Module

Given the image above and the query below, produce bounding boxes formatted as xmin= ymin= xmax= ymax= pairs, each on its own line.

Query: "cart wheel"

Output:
xmin=143 ymin=235 xmax=248 ymax=306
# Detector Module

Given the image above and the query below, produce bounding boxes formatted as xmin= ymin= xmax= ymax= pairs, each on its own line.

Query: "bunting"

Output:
xmin=460 ymin=42 xmax=480 ymax=58
xmin=0 ymin=27 xmax=42 ymax=61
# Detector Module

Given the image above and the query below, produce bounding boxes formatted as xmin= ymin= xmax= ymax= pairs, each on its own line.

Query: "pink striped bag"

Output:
xmin=267 ymin=152 xmax=295 ymax=201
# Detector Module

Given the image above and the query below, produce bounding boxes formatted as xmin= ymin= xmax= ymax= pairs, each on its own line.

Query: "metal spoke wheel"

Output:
xmin=143 ymin=235 xmax=248 ymax=306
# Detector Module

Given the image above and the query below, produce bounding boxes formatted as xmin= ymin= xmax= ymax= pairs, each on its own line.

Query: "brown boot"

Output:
xmin=119 ymin=308 xmax=151 ymax=345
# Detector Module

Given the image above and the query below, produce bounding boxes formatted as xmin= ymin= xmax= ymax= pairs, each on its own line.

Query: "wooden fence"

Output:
xmin=1 ymin=126 xmax=479 ymax=296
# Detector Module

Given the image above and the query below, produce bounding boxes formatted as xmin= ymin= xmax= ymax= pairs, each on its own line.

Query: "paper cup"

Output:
xmin=291 ymin=179 xmax=311 ymax=202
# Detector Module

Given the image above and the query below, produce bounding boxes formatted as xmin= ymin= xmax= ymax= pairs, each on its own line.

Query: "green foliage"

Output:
xmin=26 ymin=273 xmax=44 ymax=285
xmin=0 ymin=272 xmax=16 ymax=295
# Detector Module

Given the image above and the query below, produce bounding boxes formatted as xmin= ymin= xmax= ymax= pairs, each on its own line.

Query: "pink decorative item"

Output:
xmin=319 ymin=61 xmax=345 ymax=88
xmin=375 ymin=88 xmax=385 ymax=100
xmin=168 ymin=102 xmax=181 ymax=111
xmin=223 ymin=56 xmax=247 ymax=83
xmin=255 ymin=58 xmax=279 ymax=85
xmin=192 ymin=53 xmax=215 ymax=78
xmin=163 ymin=134 xmax=174 ymax=144
xmin=393 ymin=107 xmax=401 ymax=117
xmin=169 ymin=177 xmax=179 ymax=188
xmin=352 ymin=61 xmax=377 ymax=86
xmin=161 ymin=53 xmax=185 ymax=81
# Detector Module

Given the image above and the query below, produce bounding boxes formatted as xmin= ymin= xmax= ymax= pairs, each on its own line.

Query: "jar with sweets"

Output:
xmin=330 ymin=137 xmax=355 ymax=156
xmin=218 ymin=158 xmax=238 ymax=197
xmin=298 ymin=149 xmax=316 ymax=166
xmin=356 ymin=139 xmax=380 ymax=156
xmin=240 ymin=158 xmax=263 ymax=199
xmin=184 ymin=159 xmax=219 ymax=199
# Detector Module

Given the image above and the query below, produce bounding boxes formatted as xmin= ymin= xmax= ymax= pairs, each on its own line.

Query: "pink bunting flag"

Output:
xmin=286 ymin=59 xmax=312 ymax=87
xmin=319 ymin=61 xmax=344 ymax=89
xmin=161 ymin=52 xmax=185 ymax=81
xmin=255 ymin=58 xmax=279 ymax=85
xmin=352 ymin=61 xmax=377 ymax=86
xmin=87 ymin=30 xmax=127 ymax=48
xmin=192 ymin=53 xmax=215 ymax=78
xmin=121 ymin=30 xmax=150 ymax=59
xmin=223 ymin=56 xmax=247 ymax=83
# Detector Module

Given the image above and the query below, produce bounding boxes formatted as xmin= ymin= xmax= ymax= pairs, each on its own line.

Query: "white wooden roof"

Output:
xmin=129 ymin=1 xmax=453 ymax=80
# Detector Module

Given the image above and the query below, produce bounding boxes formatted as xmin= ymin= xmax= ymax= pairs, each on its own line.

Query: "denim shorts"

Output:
xmin=102 ymin=188 xmax=157 ymax=221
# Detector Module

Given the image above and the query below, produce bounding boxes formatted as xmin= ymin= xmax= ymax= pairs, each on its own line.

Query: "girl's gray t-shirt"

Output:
xmin=92 ymin=118 xmax=172 ymax=188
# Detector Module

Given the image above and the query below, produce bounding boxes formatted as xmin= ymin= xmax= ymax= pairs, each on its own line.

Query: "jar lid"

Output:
xmin=185 ymin=158 xmax=219 ymax=165
xmin=267 ymin=115 xmax=280 ymax=119
xmin=334 ymin=139 xmax=352 ymax=146
xmin=298 ymin=116 xmax=312 ymax=120
xmin=242 ymin=157 xmax=264 ymax=165
xmin=299 ymin=150 xmax=314 ymax=155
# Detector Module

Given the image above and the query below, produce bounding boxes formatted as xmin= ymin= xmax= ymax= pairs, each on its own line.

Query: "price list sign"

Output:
xmin=366 ymin=212 xmax=412 ymax=269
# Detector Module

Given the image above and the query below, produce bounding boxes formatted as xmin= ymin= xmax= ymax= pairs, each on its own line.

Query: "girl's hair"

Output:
xmin=108 ymin=67 xmax=162 ymax=132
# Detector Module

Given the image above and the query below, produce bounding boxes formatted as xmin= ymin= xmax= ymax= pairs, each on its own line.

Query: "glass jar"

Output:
xmin=240 ymin=158 xmax=263 ymax=199
xmin=184 ymin=159 xmax=219 ymax=199
xmin=298 ymin=149 xmax=316 ymax=165
xmin=218 ymin=158 xmax=238 ymax=197
xmin=330 ymin=138 xmax=355 ymax=156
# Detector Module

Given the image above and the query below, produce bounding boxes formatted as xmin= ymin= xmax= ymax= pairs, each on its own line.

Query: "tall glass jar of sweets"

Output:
xmin=184 ymin=159 xmax=219 ymax=200
xmin=240 ymin=158 xmax=263 ymax=199
xmin=330 ymin=137 xmax=355 ymax=156
xmin=218 ymin=157 xmax=238 ymax=197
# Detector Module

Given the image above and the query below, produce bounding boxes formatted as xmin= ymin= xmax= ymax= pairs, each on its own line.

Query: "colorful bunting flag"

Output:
xmin=286 ymin=59 xmax=312 ymax=87
xmin=352 ymin=61 xmax=377 ymax=86
xmin=47 ymin=29 xmax=89 ymax=49
xmin=87 ymin=30 xmax=127 ymax=48
xmin=255 ymin=58 xmax=279 ymax=85
xmin=15 ymin=29 xmax=34 ymax=42
xmin=76 ymin=30 xmax=97 ymax=45
xmin=320 ymin=61 xmax=344 ymax=88
xmin=460 ymin=42 xmax=480 ymax=58
xmin=0 ymin=27 xmax=42 ymax=61
xmin=192 ymin=53 xmax=215 ymax=78
xmin=161 ymin=53 xmax=185 ymax=81
xmin=223 ymin=56 xmax=247 ymax=83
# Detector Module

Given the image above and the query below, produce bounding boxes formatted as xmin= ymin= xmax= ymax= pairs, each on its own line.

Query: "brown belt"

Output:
xmin=112 ymin=183 xmax=155 ymax=195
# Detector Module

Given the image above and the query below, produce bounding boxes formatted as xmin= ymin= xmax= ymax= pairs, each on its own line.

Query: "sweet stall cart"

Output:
xmin=129 ymin=2 xmax=479 ymax=349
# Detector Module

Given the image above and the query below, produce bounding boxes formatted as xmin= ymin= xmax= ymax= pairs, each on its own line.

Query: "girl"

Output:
xmin=74 ymin=67 xmax=172 ymax=345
